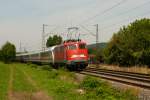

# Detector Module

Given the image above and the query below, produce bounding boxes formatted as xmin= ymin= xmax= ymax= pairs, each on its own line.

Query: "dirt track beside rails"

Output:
xmin=7 ymin=65 xmax=52 ymax=100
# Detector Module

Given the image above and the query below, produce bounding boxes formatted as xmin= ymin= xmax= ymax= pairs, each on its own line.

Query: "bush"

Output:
xmin=80 ymin=76 xmax=137 ymax=100
xmin=0 ymin=42 xmax=16 ymax=63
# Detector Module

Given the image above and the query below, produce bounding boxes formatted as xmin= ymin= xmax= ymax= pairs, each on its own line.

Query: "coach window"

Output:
xmin=79 ymin=44 xmax=86 ymax=49
xmin=68 ymin=45 xmax=77 ymax=50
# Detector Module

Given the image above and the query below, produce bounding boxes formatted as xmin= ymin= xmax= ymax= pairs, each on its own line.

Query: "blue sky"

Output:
xmin=0 ymin=0 xmax=150 ymax=51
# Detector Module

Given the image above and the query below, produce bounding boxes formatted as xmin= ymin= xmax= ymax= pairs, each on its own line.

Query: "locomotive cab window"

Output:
xmin=79 ymin=44 xmax=86 ymax=49
xmin=68 ymin=45 xmax=77 ymax=50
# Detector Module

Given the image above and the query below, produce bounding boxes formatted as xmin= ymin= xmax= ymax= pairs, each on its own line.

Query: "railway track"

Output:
xmin=80 ymin=67 xmax=150 ymax=89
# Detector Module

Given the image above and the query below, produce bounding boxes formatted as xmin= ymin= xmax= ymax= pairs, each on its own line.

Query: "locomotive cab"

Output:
xmin=65 ymin=41 xmax=88 ymax=70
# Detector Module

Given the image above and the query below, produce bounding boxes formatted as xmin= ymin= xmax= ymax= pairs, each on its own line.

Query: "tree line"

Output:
xmin=93 ymin=18 xmax=150 ymax=67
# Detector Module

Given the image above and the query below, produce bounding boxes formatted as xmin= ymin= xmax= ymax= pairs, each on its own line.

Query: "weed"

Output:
xmin=30 ymin=64 xmax=38 ymax=69
xmin=55 ymin=85 xmax=68 ymax=94
xmin=80 ymin=76 xmax=137 ymax=100
xmin=41 ymin=65 xmax=53 ymax=71
xmin=80 ymin=76 xmax=103 ymax=90
xmin=48 ymin=70 xmax=58 ymax=79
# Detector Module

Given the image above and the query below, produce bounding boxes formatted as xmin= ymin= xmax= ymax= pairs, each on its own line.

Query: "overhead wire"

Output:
xmin=58 ymin=0 xmax=127 ymax=42
xmin=78 ymin=0 xmax=128 ymax=38
xmin=102 ymin=8 xmax=150 ymax=30
xmin=44 ymin=25 xmax=60 ymax=37
xmin=80 ymin=0 xmax=150 ymax=39
xmin=80 ymin=25 xmax=96 ymax=36
xmin=99 ymin=0 xmax=150 ymax=24
xmin=97 ymin=9 xmax=150 ymax=43
xmin=80 ymin=0 xmax=127 ymax=25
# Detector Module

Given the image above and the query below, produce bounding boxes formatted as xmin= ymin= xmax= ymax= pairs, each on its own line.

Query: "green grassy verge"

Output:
xmin=0 ymin=62 xmax=36 ymax=100
xmin=19 ymin=63 xmax=137 ymax=100
xmin=12 ymin=64 xmax=36 ymax=92
xmin=0 ymin=62 xmax=10 ymax=100
xmin=20 ymin=64 xmax=83 ymax=100
xmin=0 ymin=62 xmax=137 ymax=100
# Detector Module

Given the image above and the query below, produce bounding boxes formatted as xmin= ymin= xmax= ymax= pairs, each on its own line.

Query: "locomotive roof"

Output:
xmin=63 ymin=41 xmax=86 ymax=45
xmin=16 ymin=41 xmax=86 ymax=57
xmin=16 ymin=46 xmax=56 ymax=56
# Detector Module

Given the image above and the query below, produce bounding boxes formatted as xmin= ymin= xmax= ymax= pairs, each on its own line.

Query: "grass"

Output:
xmin=0 ymin=62 xmax=137 ymax=100
xmin=0 ymin=62 xmax=10 ymax=100
xmin=0 ymin=62 xmax=36 ymax=100
xmin=20 ymin=63 xmax=137 ymax=100
xmin=12 ymin=64 xmax=36 ymax=92
xmin=20 ymin=64 xmax=81 ymax=100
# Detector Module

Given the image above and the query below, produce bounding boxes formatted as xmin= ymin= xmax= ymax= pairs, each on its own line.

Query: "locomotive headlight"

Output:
xmin=71 ymin=55 xmax=78 ymax=58
xmin=71 ymin=54 xmax=86 ymax=58
xmin=80 ymin=54 xmax=85 ymax=57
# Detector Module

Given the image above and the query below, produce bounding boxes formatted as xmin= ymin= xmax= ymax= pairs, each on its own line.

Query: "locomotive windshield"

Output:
xmin=79 ymin=44 xmax=86 ymax=49
xmin=67 ymin=43 xmax=86 ymax=50
xmin=68 ymin=44 xmax=77 ymax=50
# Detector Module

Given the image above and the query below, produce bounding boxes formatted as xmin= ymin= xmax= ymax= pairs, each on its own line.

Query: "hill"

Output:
xmin=87 ymin=42 xmax=107 ymax=49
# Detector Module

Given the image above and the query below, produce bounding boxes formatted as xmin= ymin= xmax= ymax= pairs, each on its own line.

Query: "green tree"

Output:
xmin=46 ymin=36 xmax=53 ymax=47
xmin=0 ymin=50 xmax=2 ymax=61
xmin=1 ymin=42 xmax=16 ymax=63
xmin=95 ymin=49 xmax=104 ymax=63
xmin=46 ymin=35 xmax=63 ymax=47
xmin=103 ymin=18 xmax=150 ymax=66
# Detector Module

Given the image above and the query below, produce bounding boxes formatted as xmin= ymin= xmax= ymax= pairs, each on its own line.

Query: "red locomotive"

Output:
xmin=16 ymin=40 xmax=89 ymax=70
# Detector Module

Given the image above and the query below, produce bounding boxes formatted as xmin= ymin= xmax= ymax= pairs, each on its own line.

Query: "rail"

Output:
xmin=80 ymin=67 xmax=150 ymax=89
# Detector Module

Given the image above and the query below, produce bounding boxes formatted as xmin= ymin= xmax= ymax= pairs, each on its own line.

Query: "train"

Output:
xmin=16 ymin=40 xmax=89 ymax=70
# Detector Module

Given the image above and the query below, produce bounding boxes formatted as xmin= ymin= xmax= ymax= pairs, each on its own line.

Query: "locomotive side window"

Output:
xmin=68 ymin=45 xmax=77 ymax=50
xmin=79 ymin=44 xmax=86 ymax=49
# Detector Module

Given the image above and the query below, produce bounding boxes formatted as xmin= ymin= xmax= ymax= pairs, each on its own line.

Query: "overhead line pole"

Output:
xmin=94 ymin=24 xmax=99 ymax=49
xmin=94 ymin=24 xmax=99 ymax=67
xmin=42 ymin=24 xmax=44 ymax=51
xmin=20 ymin=41 xmax=22 ymax=53
xmin=42 ymin=24 xmax=60 ymax=51
xmin=96 ymin=24 xmax=99 ymax=49
xmin=42 ymin=24 xmax=48 ymax=51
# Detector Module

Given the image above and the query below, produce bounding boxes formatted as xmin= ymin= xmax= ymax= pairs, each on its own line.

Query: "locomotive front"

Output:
xmin=64 ymin=41 xmax=88 ymax=70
